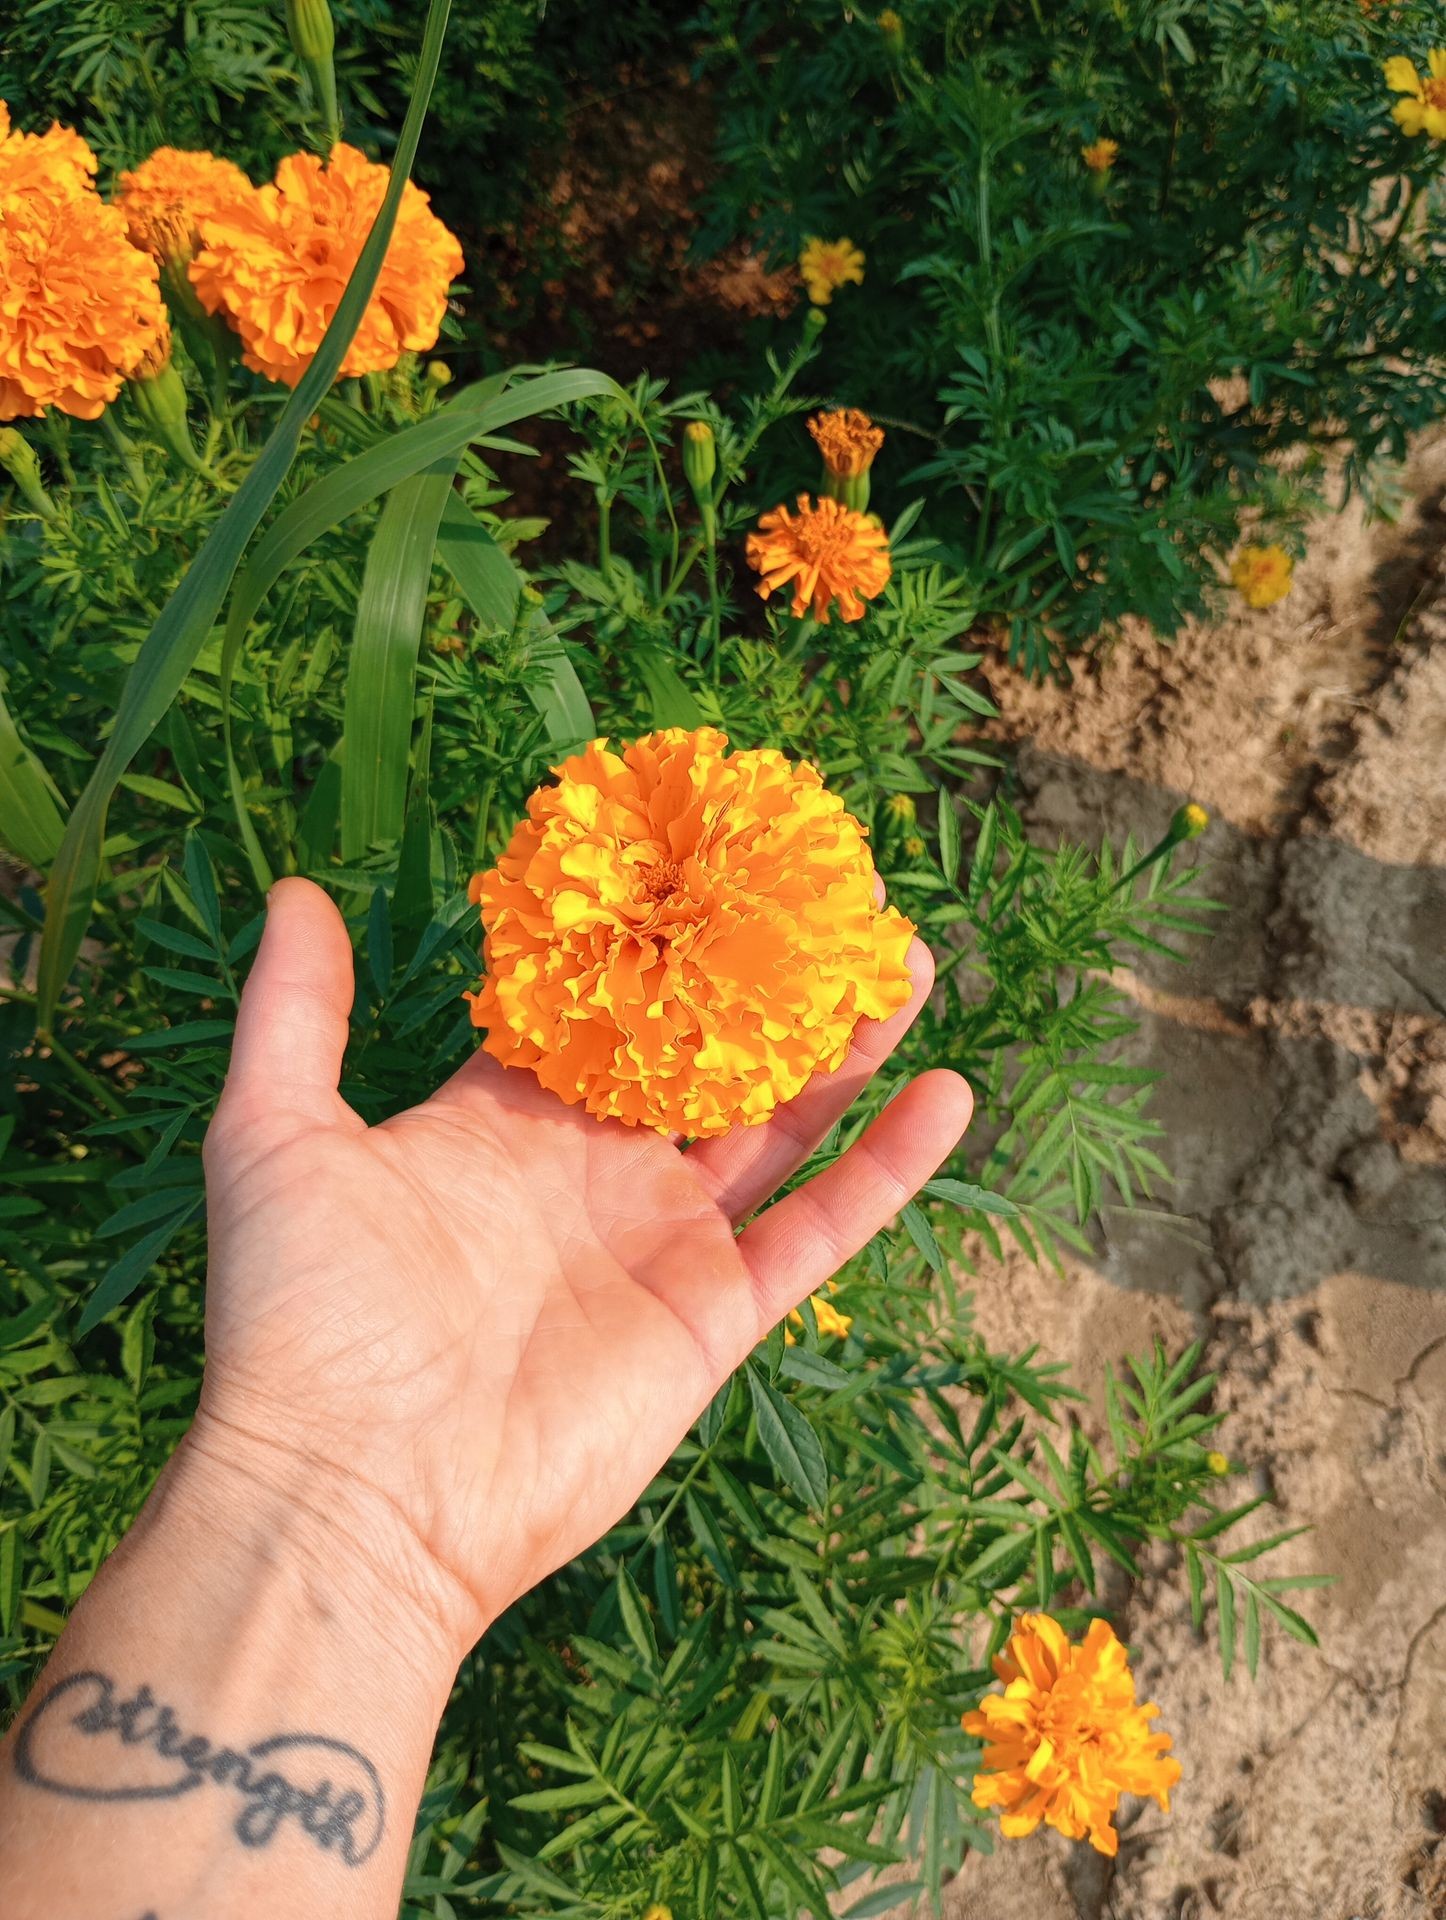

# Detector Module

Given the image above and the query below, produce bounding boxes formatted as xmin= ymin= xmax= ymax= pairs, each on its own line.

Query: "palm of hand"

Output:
xmin=200 ymin=880 xmax=969 ymax=1635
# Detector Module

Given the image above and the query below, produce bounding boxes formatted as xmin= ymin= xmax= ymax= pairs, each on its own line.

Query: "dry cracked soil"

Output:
xmin=944 ymin=433 xmax=1446 ymax=1919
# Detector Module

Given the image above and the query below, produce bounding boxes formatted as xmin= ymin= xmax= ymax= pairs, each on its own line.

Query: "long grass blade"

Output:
xmin=0 ymin=678 xmax=65 ymax=868
xmin=36 ymin=0 xmax=456 ymax=1030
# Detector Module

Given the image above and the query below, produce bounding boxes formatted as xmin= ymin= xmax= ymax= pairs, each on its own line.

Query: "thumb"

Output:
xmin=216 ymin=877 xmax=356 ymax=1130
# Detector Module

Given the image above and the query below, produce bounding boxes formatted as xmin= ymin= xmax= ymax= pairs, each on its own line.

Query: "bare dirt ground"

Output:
xmin=946 ymin=435 xmax=1446 ymax=1918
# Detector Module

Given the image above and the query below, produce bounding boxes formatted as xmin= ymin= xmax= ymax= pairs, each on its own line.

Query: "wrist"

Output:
xmin=172 ymin=1403 xmax=485 ymax=1680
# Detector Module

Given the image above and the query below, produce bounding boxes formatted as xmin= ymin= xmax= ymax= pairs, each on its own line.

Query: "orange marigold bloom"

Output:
xmin=809 ymin=407 xmax=884 ymax=479
xmin=0 ymin=188 xmax=166 ymax=420
xmin=746 ymin=493 xmax=891 ymax=623
xmin=0 ymin=101 xmax=97 ymax=206
xmin=963 ymin=1614 xmax=1181 ymax=1858
xmin=799 ymin=235 xmax=865 ymax=306
xmin=466 ymin=728 xmax=916 ymax=1137
xmin=116 ymin=146 xmax=254 ymax=260
xmin=1081 ymin=138 xmax=1119 ymax=172
xmin=1229 ymin=542 xmax=1293 ymax=608
xmin=188 ymin=142 xmax=464 ymax=386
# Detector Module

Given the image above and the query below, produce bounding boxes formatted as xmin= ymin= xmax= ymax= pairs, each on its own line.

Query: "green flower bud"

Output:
xmin=682 ymin=420 xmax=717 ymax=503
xmin=1171 ymin=802 xmax=1209 ymax=840
xmin=425 ymin=359 xmax=453 ymax=388
xmin=285 ymin=0 xmax=340 ymax=141
xmin=129 ymin=344 xmax=210 ymax=477
xmin=802 ymin=306 xmax=828 ymax=341
xmin=878 ymin=9 xmax=904 ymax=55
xmin=0 ymin=428 xmax=56 ymax=520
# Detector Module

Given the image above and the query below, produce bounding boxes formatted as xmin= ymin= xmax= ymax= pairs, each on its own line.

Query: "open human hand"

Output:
xmin=196 ymin=877 xmax=972 ymax=1658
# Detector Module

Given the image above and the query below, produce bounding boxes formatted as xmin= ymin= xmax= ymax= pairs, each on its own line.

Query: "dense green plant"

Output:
xmin=696 ymin=0 xmax=1446 ymax=671
xmin=0 ymin=5 xmax=1326 ymax=1910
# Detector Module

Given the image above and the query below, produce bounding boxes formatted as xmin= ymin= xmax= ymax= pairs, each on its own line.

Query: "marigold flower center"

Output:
xmin=640 ymin=857 xmax=686 ymax=903
xmin=1424 ymin=75 xmax=1446 ymax=108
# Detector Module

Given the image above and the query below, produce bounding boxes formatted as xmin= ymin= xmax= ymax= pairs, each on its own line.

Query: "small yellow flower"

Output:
xmin=642 ymin=1907 xmax=673 ymax=1920
xmin=1171 ymin=802 xmax=1209 ymax=841
xmin=785 ymin=1289 xmax=854 ymax=1344
xmin=1384 ymin=50 xmax=1446 ymax=139
xmin=1230 ymin=543 xmax=1293 ymax=609
xmin=799 ymin=236 xmax=865 ymax=307
xmin=1081 ymin=138 xmax=1119 ymax=173
xmin=1206 ymin=1451 xmax=1230 ymax=1476
xmin=964 ymin=1614 xmax=1180 ymax=1858
xmin=886 ymin=792 xmax=917 ymax=822
xmin=903 ymin=834 xmax=926 ymax=858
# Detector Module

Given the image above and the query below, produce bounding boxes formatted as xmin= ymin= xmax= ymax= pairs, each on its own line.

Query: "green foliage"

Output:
xmin=0 ymin=4 xmax=1336 ymax=1909
xmin=697 ymin=0 xmax=1446 ymax=671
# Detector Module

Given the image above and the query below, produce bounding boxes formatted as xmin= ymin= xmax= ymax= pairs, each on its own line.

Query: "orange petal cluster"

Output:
xmin=467 ymin=728 xmax=916 ymax=1137
xmin=1081 ymin=138 xmax=1120 ymax=172
xmin=1 ymin=103 xmax=166 ymax=420
xmin=188 ymin=142 xmax=464 ymax=385
xmin=809 ymin=407 xmax=884 ymax=478
xmin=116 ymin=146 xmax=254 ymax=261
xmin=963 ymin=1614 xmax=1181 ymax=1858
xmin=746 ymin=493 xmax=891 ymax=623
xmin=785 ymin=1288 xmax=854 ymax=1344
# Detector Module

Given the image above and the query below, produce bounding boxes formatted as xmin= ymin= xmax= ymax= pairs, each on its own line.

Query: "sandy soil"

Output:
xmin=945 ymin=435 xmax=1446 ymax=1918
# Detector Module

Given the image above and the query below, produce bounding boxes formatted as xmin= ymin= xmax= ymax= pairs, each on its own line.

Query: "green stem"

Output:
xmin=597 ymin=491 xmax=613 ymax=586
xmin=703 ymin=506 xmax=722 ymax=684
xmin=99 ymin=410 xmax=147 ymax=492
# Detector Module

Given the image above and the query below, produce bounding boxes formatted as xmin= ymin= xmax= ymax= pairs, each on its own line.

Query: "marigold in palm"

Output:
xmin=188 ymin=142 xmax=464 ymax=385
xmin=799 ymin=236 xmax=865 ymax=305
xmin=1230 ymin=542 xmax=1293 ymax=608
xmin=963 ymin=1614 xmax=1181 ymax=1857
xmin=467 ymin=728 xmax=915 ymax=1137
xmin=746 ymin=494 xmax=891 ymax=623
xmin=1384 ymin=50 xmax=1446 ymax=138
xmin=0 ymin=140 xmax=167 ymax=419
xmin=785 ymin=1289 xmax=853 ymax=1344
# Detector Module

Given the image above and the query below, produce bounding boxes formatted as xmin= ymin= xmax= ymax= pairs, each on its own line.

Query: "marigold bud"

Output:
xmin=1206 ymin=1450 xmax=1230 ymax=1476
xmin=0 ymin=428 xmax=56 ymax=520
xmin=803 ymin=305 xmax=828 ymax=339
xmin=878 ymin=8 xmax=904 ymax=53
xmin=425 ymin=359 xmax=453 ymax=388
xmin=885 ymin=792 xmax=916 ymax=822
xmin=903 ymin=834 xmax=926 ymax=858
xmin=128 ymin=332 xmax=208 ymax=476
xmin=642 ymin=1907 xmax=673 ymax=1920
xmin=682 ymin=419 xmax=717 ymax=504
xmin=285 ymin=0 xmax=340 ymax=139
xmin=1171 ymin=802 xmax=1209 ymax=840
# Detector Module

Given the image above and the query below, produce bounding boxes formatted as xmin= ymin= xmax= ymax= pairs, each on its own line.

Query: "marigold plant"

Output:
xmin=467 ymin=728 xmax=914 ymax=1136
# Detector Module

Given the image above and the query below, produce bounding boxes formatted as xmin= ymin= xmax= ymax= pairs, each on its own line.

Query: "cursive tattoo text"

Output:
xmin=14 ymin=1671 xmax=385 ymax=1867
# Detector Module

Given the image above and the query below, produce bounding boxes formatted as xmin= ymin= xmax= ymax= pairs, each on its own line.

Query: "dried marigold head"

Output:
xmin=1081 ymin=137 xmax=1120 ymax=172
xmin=963 ymin=1614 xmax=1181 ymax=1858
xmin=1229 ymin=542 xmax=1293 ymax=608
xmin=466 ymin=728 xmax=916 ymax=1137
xmin=809 ymin=407 xmax=884 ymax=479
xmin=0 ymin=186 xmax=167 ymax=420
xmin=1384 ymin=50 xmax=1446 ymax=138
xmin=188 ymin=142 xmax=465 ymax=386
xmin=745 ymin=493 xmax=891 ymax=624
xmin=116 ymin=146 xmax=254 ymax=259
xmin=0 ymin=101 xmax=97 ymax=206
xmin=799 ymin=235 xmax=865 ymax=306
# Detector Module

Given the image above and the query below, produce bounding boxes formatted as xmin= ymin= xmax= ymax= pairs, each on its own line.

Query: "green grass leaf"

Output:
xmin=0 ymin=677 xmax=65 ymax=868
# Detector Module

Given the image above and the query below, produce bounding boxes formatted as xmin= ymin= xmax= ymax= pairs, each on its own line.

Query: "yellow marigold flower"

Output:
xmin=116 ymin=146 xmax=254 ymax=258
xmin=785 ymin=1288 xmax=854 ymax=1343
xmin=964 ymin=1614 xmax=1181 ymax=1859
xmin=1384 ymin=50 xmax=1446 ymax=138
xmin=809 ymin=407 xmax=884 ymax=479
xmin=886 ymin=792 xmax=916 ymax=822
xmin=799 ymin=236 xmax=865 ymax=306
xmin=467 ymin=728 xmax=916 ymax=1137
xmin=0 ymin=101 xmax=97 ymax=205
xmin=189 ymin=142 xmax=465 ymax=386
xmin=1206 ymin=1450 xmax=1230 ymax=1475
xmin=1081 ymin=138 xmax=1119 ymax=173
xmin=746 ymin=493 xmax=891 ymax=624
xmin=0 ymin=187 xmax=166 ymax=420
xmin=1229 ymin=542 xmax=1293 ymax=609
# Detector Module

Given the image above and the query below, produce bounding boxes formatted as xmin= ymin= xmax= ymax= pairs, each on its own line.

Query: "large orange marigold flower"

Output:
xmin=0 ymin=190 xmax=166 ymax=421
xmin=116 ymin=146 xmax=254 ymax=260
xmin=188 ymin=142 xmax=464 ymax=386
xmin=963 ymin=1614 xmax=1181 ymax=1858
xmin=746 ymin=493 xmax=891 ymax=623
xmin=0 ymin=101 xmax=97 ymax=206
xmin=467 ymin=728 xmax=916 ymax=1137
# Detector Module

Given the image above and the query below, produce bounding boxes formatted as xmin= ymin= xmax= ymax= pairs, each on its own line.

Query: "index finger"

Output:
xmin=686 ymin=933 xmax=938 ymax=1223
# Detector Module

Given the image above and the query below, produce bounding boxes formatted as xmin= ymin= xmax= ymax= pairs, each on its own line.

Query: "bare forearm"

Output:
xmin=0 ymin=1418 xmax=473 ymax=1920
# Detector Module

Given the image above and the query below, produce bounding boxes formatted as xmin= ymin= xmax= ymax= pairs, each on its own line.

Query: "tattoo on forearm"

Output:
xmin=13 ymin=1671 xmax=385 ymax=1867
